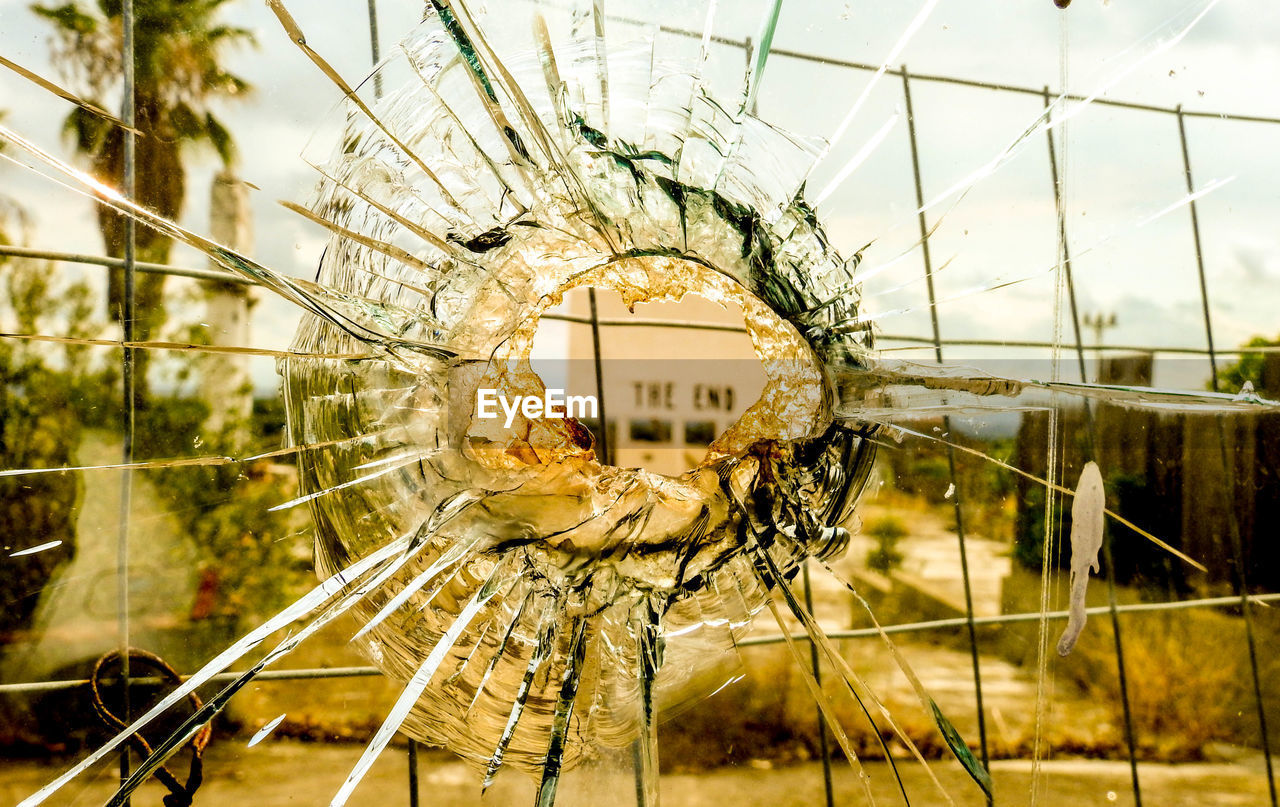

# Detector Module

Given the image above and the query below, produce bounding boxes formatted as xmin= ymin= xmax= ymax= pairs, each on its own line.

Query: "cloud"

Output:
xmin=3 ymin=0 xmax=1279 ymax=400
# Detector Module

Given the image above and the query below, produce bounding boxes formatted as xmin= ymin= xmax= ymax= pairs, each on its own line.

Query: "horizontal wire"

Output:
xmin=0 ymin=245 xmax=252 ymax=286
xmin=3 ymin=591 xmax=1276 ymax=695
xmin=541 ymin=312 xmax=1274 ymax=357
xmin=744 ymin=590 xmax=1280 ymax=645
xmin=2 ymin=244 xmax=1268 ymax=357
xmin=0 ymin=331 xmax=369 ymax=360
xmin=607 ymin=14 xmax=1280 ymax=126
xmin=871 ymin=334 xmax=1280 ymax=356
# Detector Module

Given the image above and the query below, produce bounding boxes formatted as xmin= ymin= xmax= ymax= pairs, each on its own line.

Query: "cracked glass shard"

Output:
xmin=281 ymin=2 xmax=876 ymax=785
xmin=4 ymin=1 xmax=1278 ymax=806
xmin=269 ymin=2 xmax=1268 ymax=800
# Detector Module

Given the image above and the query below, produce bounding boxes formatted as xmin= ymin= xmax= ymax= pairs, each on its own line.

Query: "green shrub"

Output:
xmin=865 ymin=515 xmax=907 ymax=574
xmin=0 ymin=259 xmax=113 ymax=636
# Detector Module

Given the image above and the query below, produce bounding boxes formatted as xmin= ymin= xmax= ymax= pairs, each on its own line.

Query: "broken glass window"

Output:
xmin=3 ymin=1 xmax=1277 ymax=806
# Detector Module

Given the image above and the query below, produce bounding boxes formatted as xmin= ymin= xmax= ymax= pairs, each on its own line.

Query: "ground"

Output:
xmin=2 ymin=741 xmax=1275 ymax=806
xmin=5 ymin=464 xmax=1274 ymax=804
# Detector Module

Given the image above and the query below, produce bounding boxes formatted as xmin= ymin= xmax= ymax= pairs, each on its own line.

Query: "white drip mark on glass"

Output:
xmin=1057 ymin=461 xmax=1106 ymax=656
xmin=8 ymin=540 xmax=63 ymax=557
xmin=247 ymin=714 xmax=287 ymax=747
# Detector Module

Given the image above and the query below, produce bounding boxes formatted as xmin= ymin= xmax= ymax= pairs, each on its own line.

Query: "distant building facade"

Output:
xmin=559 ymin=288 xmax=764 ymax=476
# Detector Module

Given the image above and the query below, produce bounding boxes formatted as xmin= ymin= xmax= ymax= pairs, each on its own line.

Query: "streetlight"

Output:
xmin=1082 ymin=311 xmax=1118 ymax=382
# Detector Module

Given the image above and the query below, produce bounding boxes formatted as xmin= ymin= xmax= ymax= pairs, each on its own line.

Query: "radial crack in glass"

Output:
xmin=280 ymin=10 xmax=879 ymax=776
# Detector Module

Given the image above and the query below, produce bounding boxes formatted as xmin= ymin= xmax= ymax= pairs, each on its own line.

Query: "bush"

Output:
xmin=657 ymin=644 xmax=943 ymax=772
xmin=865 ymin=515 xmax=907 ymax=574
xmin=134 ymin=395 xmax=312 ymax=631
xmin=1065 ymin=609 xmax=1261 ymax=757
xmin=0 ymin=259 xmax=113 ymax=637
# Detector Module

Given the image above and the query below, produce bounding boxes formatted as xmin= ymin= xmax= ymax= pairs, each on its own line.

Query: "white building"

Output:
xmin=555 ymin=287 xmax=766 ymax=476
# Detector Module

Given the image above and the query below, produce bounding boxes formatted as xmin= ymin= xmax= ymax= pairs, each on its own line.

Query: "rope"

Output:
xmin=89 ymin=649 xmax=211 ymax=807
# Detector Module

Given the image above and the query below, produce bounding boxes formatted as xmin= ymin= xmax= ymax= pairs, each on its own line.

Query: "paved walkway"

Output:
xmin=843 ymin=500 xmax=1012 ymax=618
xmin=3 ymin=742 xmax=1274 ymax=806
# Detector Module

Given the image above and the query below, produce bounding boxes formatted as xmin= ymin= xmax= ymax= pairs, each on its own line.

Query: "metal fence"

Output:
xmin=1 ymin=3 xmax=1277 ymax=806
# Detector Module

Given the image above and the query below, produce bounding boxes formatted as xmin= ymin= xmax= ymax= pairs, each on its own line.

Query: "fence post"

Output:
xmin=1177 ymin=105 xmax=1278 ymax=807
xmin=116 ymin=0 xmax=138 ymax=802
xmin=902 ymin=66 xmax=992 ymax=797
xmin=1043 ymin=87 xmax=1144 ymax=807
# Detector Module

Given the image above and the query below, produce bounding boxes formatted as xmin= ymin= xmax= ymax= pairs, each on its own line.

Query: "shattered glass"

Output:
xmin=273 ymin=1 xmax=1274 ymax=801
xmin=282 ymin=2 xmax=879 ymax=789
xmin=3 ymin=0 xmax=1279 ymax=805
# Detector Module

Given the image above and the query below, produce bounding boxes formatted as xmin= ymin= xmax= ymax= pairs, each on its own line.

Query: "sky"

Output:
xmin=1 ymin=0 xmax=1278 ymax=394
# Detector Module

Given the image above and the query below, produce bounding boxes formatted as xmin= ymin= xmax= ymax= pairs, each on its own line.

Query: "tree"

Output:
xmin=1212 ymin=334 xmax=1280 ymax=397
xmin=0 ymin=257 xmax=114 ymax=638
xmin=32 ymin=0 xmax=253 ymax=405
xmin=0 ymin=112 xmax=30 ymax=250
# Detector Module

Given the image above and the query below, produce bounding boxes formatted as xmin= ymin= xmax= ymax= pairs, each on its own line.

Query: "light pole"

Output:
xmin=1083 ymin=311 xmax=1118 ymax=382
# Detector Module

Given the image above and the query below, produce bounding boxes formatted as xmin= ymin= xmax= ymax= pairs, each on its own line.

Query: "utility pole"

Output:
xmin=1083 ymin=311 xmax=1117 ymax=382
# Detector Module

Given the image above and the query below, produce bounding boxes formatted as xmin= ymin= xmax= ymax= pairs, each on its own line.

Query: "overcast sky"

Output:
xmin=1 ymin=0 xmax=1278 ymax=394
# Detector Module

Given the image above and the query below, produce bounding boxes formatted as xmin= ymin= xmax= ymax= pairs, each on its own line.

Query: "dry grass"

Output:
xmin=657 ymin=645 xmax=947 ymax=773
xmin=999 ymin=568 xmax=1280 ymax=761
xmin=1061 ymin=607 xmax=1278 ymax=759
xmin=215 ymin=571 xmax=1280 ymax=770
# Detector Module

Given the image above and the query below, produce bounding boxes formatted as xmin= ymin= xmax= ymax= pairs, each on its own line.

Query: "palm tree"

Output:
xmin=32 ymin=0 xmax=253 ymax=405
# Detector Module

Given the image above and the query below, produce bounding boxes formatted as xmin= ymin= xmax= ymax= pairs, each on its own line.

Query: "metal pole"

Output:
xmin=583 ymin=282 xmax=638 ymax=800
xmin=1178 ymin=107 xmax=1278 ymax=807
xmin=1042 ymin=89 xmax=1088 ymax=388
xmin=1176 ymin=107 xmax=1218 ymax=387
xmin=903 ymin=67 xmax=991 ymax=795
xmin=802 ymin=562 xmax=835 ymax=807
xmin=116 ymin=0 xmax=138 ymax=802
xmin=745 ymin=33 xmax=833 ymax=807
xmin=367 ymin=0 xmax=383 ymax=99
xmin=587 ymin=288 xmax=611 ymax=465
xmin=407 ymin=739 xmax=420 ymax=807
xmin=1043 ymin=87 xmax=1143 ymax=807
xmin=1213 ymin=413 xmax=1277 ymax=806
xmin=358 ymin=8 xmax=421 ymax=803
